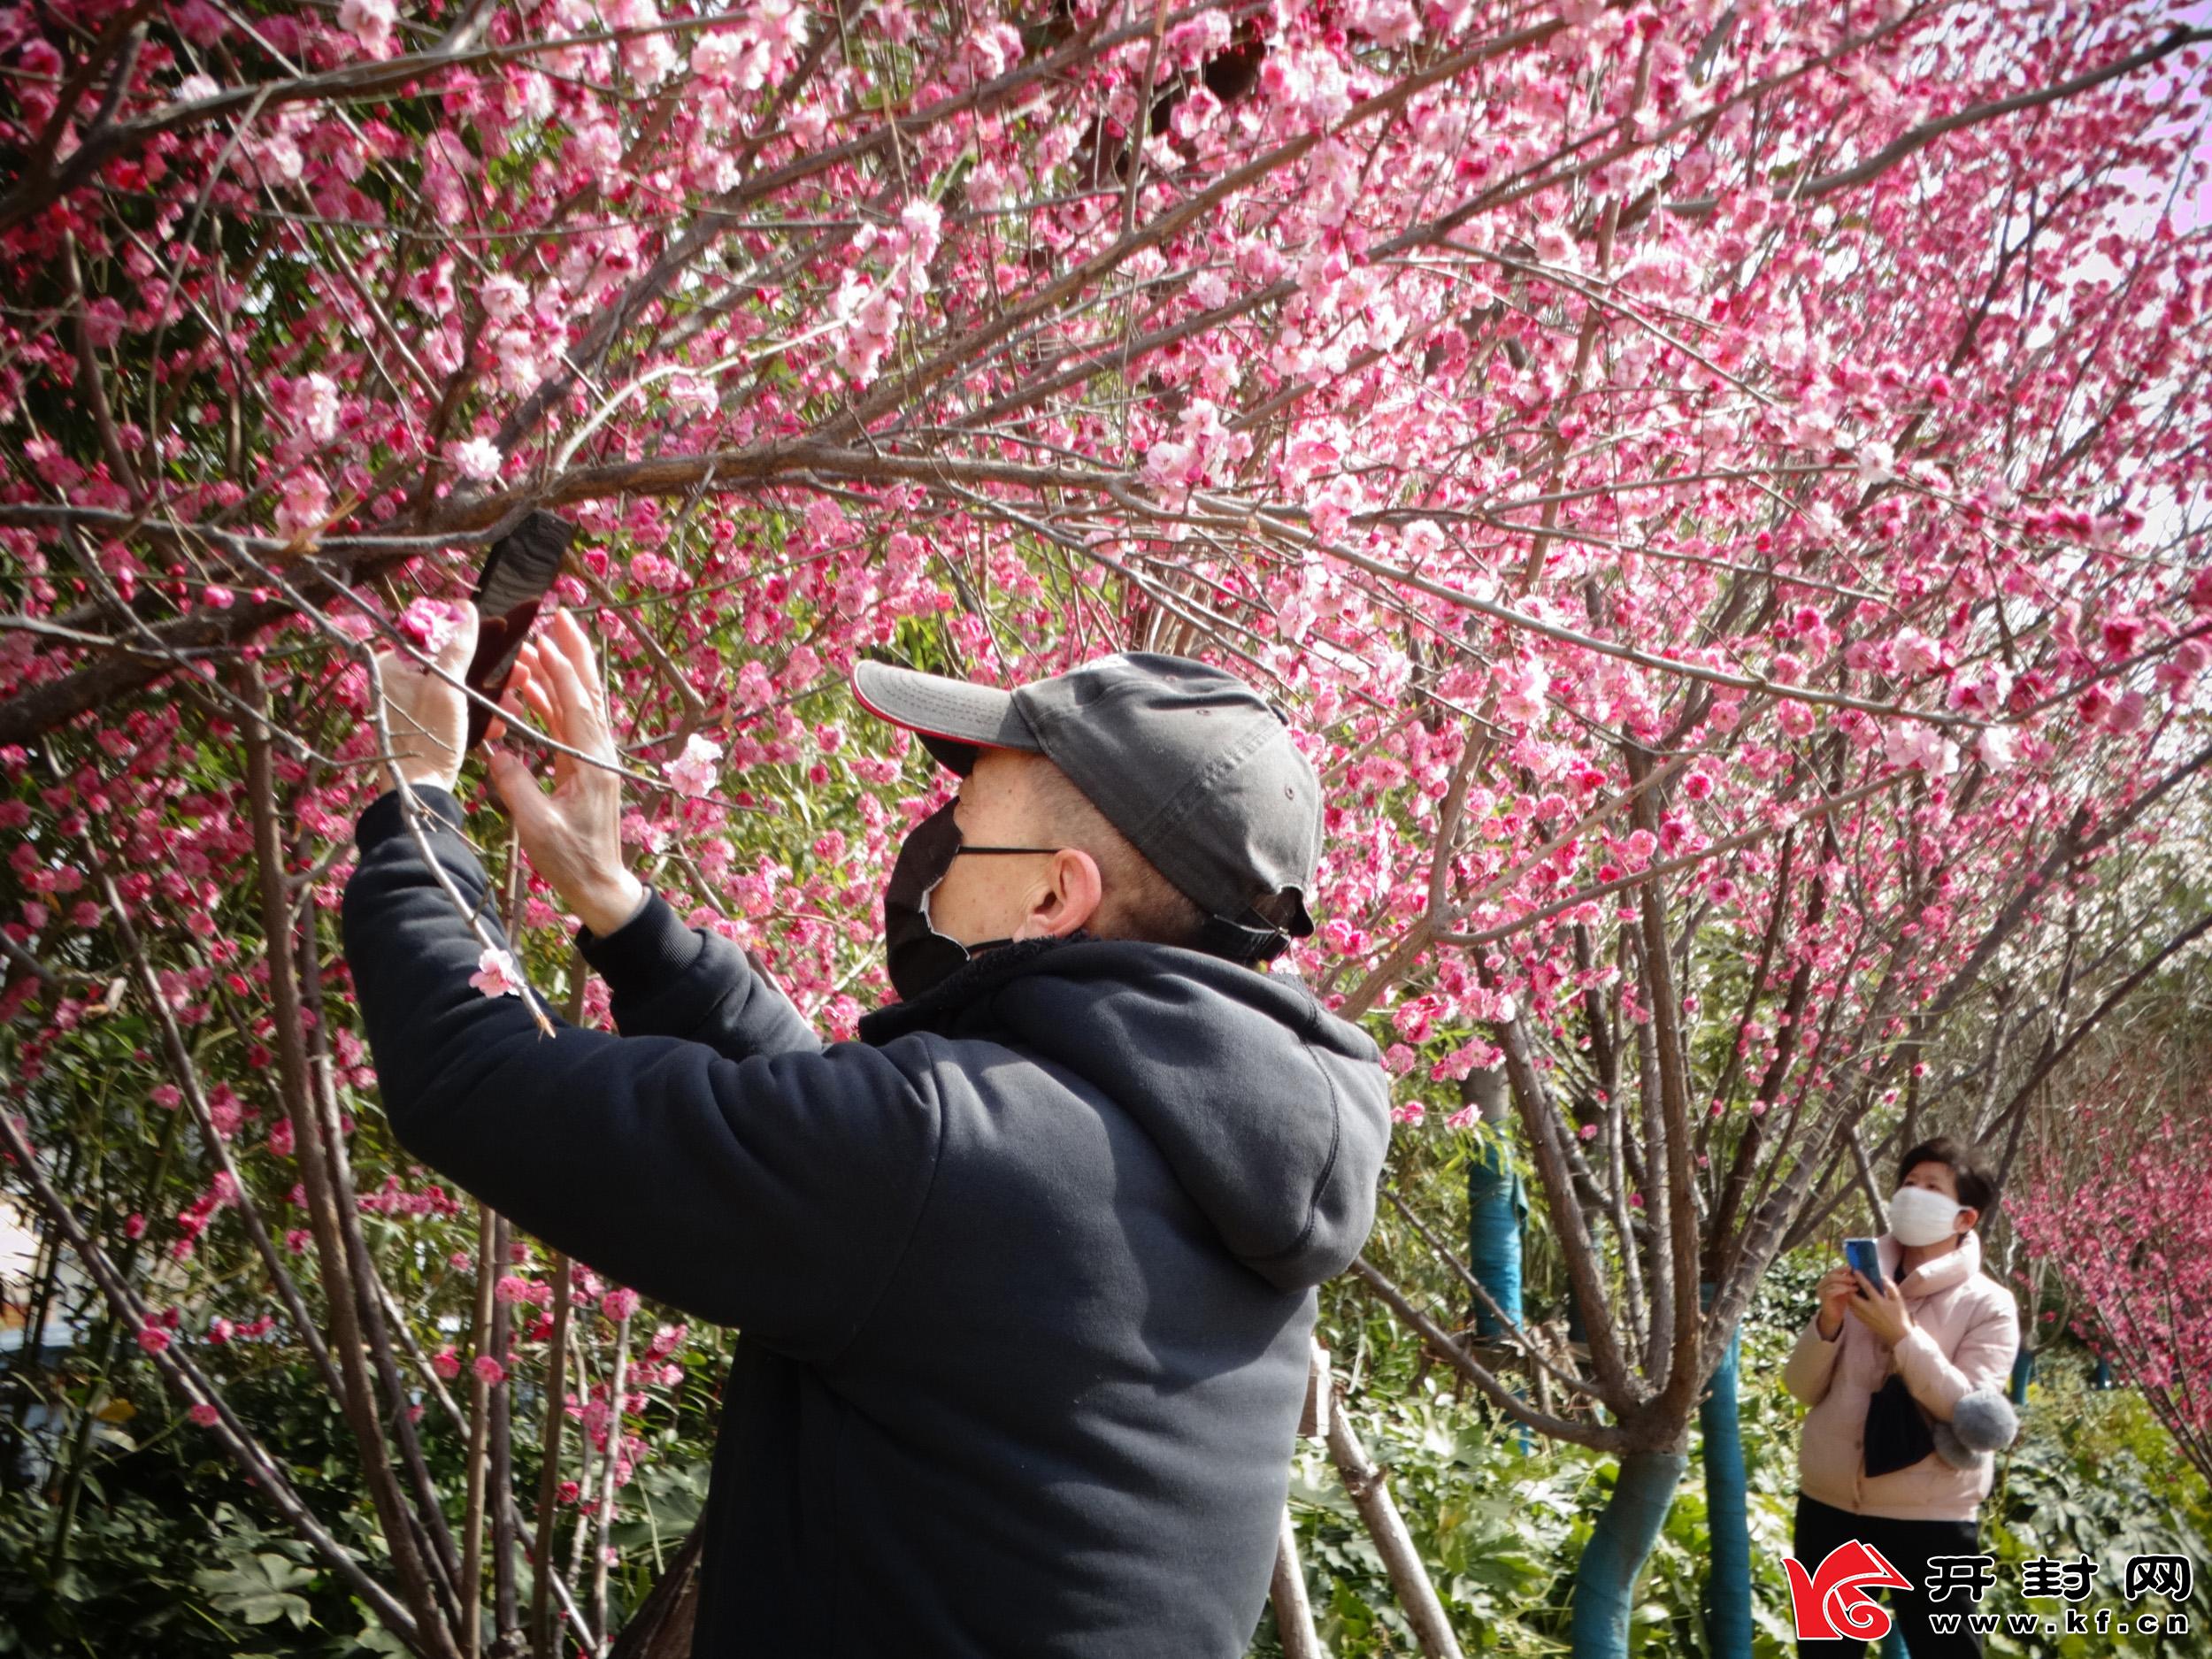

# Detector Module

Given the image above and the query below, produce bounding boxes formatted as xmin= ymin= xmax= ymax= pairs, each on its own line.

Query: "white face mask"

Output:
xmin=1888 ymin=1184 xmax=1965 ymax=1247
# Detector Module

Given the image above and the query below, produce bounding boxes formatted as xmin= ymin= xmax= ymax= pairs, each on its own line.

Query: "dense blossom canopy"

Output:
xmin=1 ymin=0 xmax=2208 ymax=1651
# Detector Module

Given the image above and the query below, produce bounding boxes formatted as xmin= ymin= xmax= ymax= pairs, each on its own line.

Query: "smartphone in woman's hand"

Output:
xmin=1844 ymin=1236 xmax=1886 ymax=1294
xmin=464 ymin=511 xmax=575 ymax=751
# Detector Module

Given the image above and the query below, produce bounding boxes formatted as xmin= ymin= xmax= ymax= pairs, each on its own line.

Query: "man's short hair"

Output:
xmin=1022 ymin=757 xmax=1210 ymax=949
xmin=1898 ymin=1135 xmax=2001 ymax=1217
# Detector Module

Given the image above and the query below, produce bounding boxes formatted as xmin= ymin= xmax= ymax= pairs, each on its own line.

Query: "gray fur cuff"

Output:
xmin=1931 ymin=1388 xmax=2020 ymax=1471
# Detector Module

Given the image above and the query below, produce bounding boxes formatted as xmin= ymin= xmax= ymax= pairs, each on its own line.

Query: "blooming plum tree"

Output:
xmin=2 ymin=0 xmax=2208 ymax=1655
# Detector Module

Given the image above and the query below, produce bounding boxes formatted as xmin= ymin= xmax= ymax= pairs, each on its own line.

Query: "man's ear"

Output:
xmin=1956 ymin=1205 xmax=1980 ymax=1235
xmin=1015 ymin=849 xmax=1102 ymax=941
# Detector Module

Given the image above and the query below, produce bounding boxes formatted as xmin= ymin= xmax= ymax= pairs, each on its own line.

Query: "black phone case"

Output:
xmin=464 ymin=510 xmax=575 ymax=750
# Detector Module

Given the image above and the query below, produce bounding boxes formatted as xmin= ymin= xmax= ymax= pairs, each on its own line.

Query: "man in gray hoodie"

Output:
xmin=342 ymin=607 xmax=1393 ymax=1657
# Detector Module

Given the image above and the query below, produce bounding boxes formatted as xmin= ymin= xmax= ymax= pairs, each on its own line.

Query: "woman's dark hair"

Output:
xmin=1898 ymin=1135 xmax=2000 ymax=1217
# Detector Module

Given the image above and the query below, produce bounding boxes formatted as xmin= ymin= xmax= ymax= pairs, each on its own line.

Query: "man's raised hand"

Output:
xmin=483 ymin=607 xmax=647 ymax=938
xmin=373 ymin=600 xmax=478 ymax=791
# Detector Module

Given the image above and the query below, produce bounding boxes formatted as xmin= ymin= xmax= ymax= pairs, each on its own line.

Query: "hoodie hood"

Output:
xmin=861 ymin=934 xmax=1393 ymax=1291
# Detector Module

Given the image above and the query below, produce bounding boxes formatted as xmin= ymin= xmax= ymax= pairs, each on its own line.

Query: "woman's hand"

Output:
xmin=1846 ymin=1270 xmax=1914 ymax=1348
xmin=1815 ymin=1265 xmax=1857 ymax=1340
xmin=481 ymin=607 xmax=645 ymax=937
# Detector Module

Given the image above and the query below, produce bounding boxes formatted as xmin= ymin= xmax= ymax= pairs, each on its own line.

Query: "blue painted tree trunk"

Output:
xmin=1569 ymin=1449 xmax=1687 ymax=1659
xmin=2009 ymin=1348 xmax=2036 ymax=1404
xmin=2093 ymin=1356 xmax=2113 ymax=1390
xmin=1465 ymin=1141 xmax=1524 ymax=1339
xmin=1464 ymin=1086 xmax=1531 ymax=1451
xmin=1699 ymin=1283 xmax=1753 ymax=1659
xmin=1880 ymin=1627 xmax=1911 ymax=1657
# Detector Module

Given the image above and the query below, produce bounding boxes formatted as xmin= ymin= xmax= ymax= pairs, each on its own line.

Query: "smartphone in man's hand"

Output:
xmin=464 ymin=511 xmax=575 ymax=751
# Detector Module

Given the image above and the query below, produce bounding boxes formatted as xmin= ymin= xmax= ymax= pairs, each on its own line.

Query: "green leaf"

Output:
xmin=191 ymin=1553 xmax=317 ymax=1631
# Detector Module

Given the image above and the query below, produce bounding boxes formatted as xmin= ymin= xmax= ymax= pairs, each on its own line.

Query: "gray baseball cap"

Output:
xmin=851 ymin=652 xmax=1320 ymax=963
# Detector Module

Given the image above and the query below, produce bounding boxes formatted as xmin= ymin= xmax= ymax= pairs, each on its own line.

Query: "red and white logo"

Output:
xmin=1784 ymin=1540 xmax=1915 ymax=1639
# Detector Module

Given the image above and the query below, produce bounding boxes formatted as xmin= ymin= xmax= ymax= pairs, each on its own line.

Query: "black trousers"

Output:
xmin=1793 ymin=1491 xmax=1985 ymax=1657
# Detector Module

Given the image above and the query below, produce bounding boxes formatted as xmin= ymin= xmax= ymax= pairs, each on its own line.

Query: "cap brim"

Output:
xmin=851 ymin=660 xmax=1041 ymax=775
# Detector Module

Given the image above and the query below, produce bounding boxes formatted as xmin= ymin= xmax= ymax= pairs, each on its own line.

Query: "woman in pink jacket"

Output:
xmin=1782 ymin=1136 xmax=2023 ymax=1655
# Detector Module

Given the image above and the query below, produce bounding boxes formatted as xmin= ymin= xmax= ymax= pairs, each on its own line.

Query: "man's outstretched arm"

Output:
xmin=340 ymin=783 xmax=940 ymax=1361
xmin=572 ymin=879 xmax=824 ymax=1062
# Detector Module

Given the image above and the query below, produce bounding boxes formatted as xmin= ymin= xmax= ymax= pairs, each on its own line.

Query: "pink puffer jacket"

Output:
xmin=1781 ymin=1227 xmax=2021 ymax=1522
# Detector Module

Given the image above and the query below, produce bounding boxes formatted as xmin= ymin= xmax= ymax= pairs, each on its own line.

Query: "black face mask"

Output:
xmin=882 ymin=801 xmax=1061 ymax=1001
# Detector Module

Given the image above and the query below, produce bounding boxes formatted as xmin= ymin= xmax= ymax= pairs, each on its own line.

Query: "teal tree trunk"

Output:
xmin=2093 ymin=1356 xmax=2113 ymax=1389
xmin=2009 ymin=1348 xmax=2035 ymax=1404
xmin=1699 ymin=1283 xmax=1753 ymax=1659
xmin=1570 ymin=1449 xmax=1688 ymax=1659
xmin=1463 ymin=1071 xmax=1532 ymax=1451
xmin=1465 ymin=1140 xmax=1524 ymax=1340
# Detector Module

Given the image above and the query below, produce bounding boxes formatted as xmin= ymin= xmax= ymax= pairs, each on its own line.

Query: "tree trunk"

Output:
xmin=1325 ymin=1391 xmax=1464 ymax=1659
xmin=1270 ymin=1506 xmax=1329 ymax=1659
xmin=1698 ymin=1284 xmax=1753 ymax=1659
xmin=1464 ymin=1071 xmax=1533 ymax=1454
xmin=603 ymin=1525 xmax=703 ymax=1659
xmin=1569 ymin=1448 xmax=1686 ymax=1659
xmin=1464 ymin=1077 xmax=1524 ymax=1341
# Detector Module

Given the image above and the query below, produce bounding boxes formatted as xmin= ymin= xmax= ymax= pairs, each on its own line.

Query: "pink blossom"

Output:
xmin=470 ymin=948 xmax=523 ymax=998
xmin=2101 ymin=612 xmax=2147 ymax=659
xmin=665 ymin=733 xmax=724 ymax=799
xmin=602 ymin=1286 xmax=641 ymax=1323
xmin=338 ymin=0 xmax=396 ymax=56
xmin=1881 ymin=722 xmax=1958 ymax=777
xmin=189 ymin=1402 xmax=222 ymax=1427
xmin=474 ymin=1355 xmax=507 ymax=1386
xmin=2101 ymin=688 xmax=2147 ymax=736
xmin=274 ymin=471 xmax=330 ymax=539
xmin=1889 ymin=628 xmax=1944 ymax=678
xmin=2157 ymin=636 xmax=2208 ymax=699
xmin=448 ymin=438 xmax=503 ymax=481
